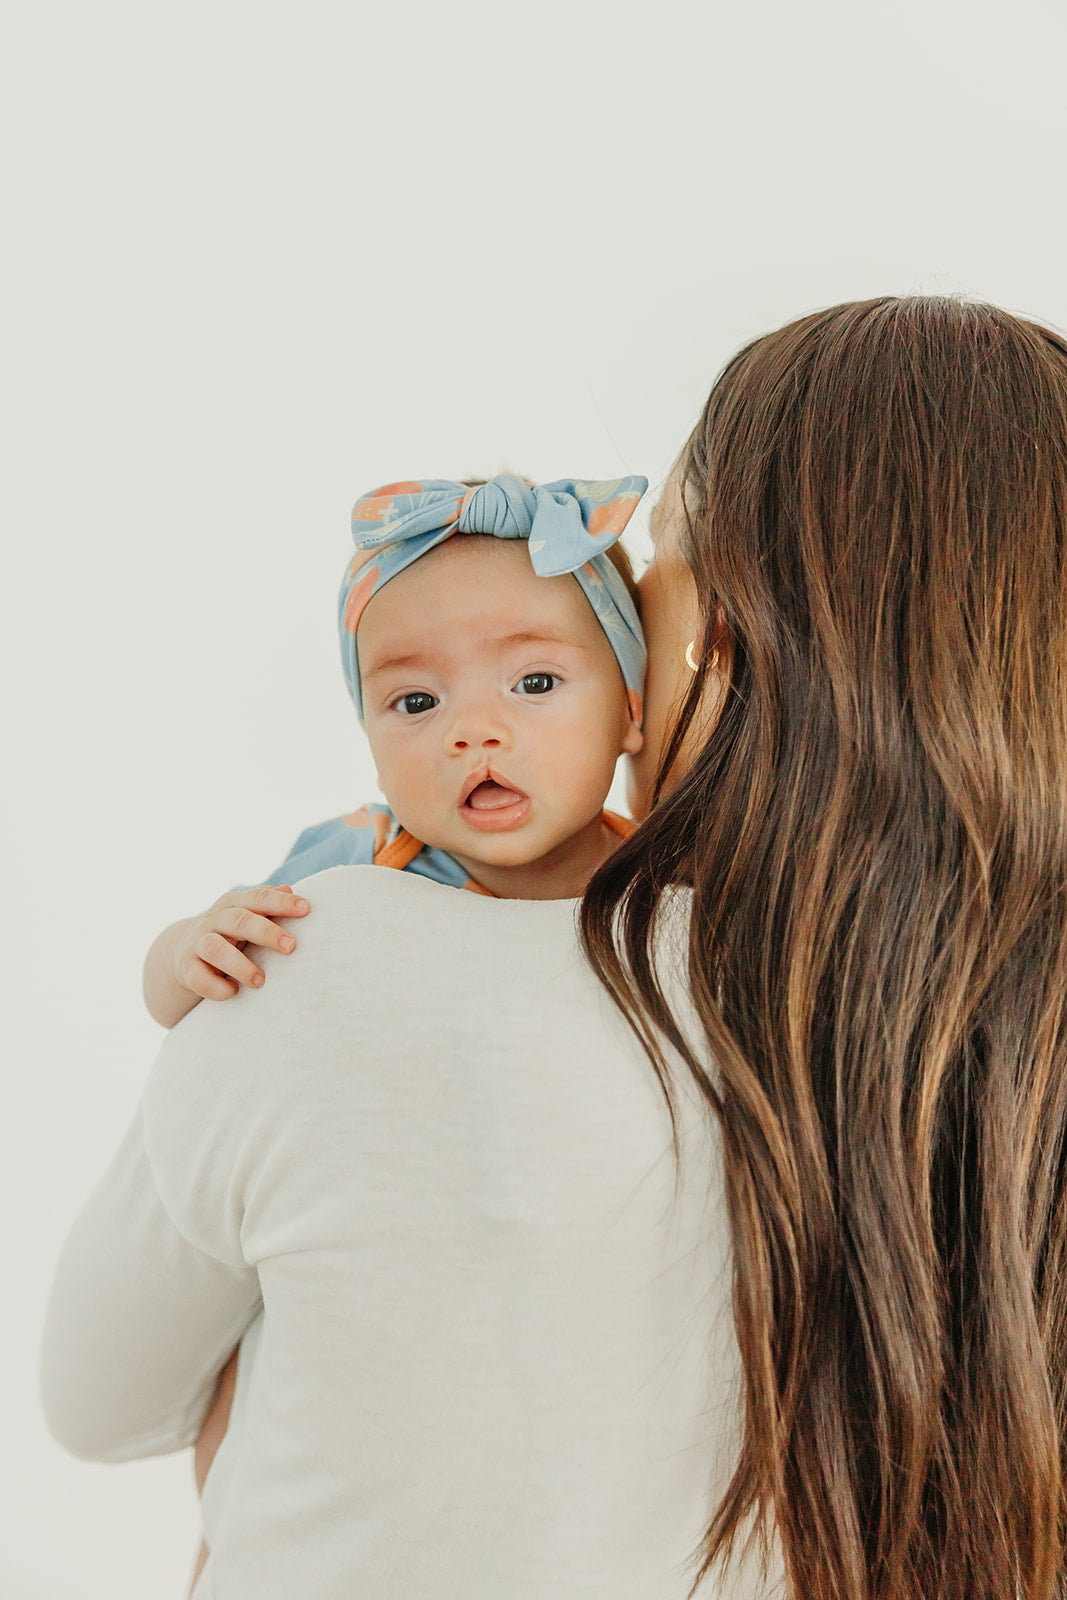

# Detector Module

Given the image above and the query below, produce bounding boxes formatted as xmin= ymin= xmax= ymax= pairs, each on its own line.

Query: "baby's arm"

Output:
xmin=143 ymin=886 xmax=310 ymax=1029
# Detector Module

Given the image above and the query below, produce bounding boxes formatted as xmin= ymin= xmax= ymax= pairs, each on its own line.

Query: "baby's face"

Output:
xmin=357 ymin=537 xmax=643 ymax=878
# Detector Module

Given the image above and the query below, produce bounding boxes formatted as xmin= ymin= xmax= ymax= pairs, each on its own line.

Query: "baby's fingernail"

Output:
xmin=295 ymin=899 xmax=309 ymax=913
xmin=252 ymin=972 xmax=265 ymax=987
xmin=280 ymin=936 xmax=295 ymax=952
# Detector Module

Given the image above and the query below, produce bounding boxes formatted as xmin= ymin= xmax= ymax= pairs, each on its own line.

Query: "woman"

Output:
xmin=42 ymin=296 xmax=1067 ymax=1600
xmin=584 ymin=294 xmax=1067 ymax=1599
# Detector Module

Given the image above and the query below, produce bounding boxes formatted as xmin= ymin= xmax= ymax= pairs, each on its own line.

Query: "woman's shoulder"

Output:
xmin=141 ymin=870 xmax=707 ymax=1266
xmin=284 ymin=870 xmax=693 ymax=984
xmin=288 ymin=863 xmax=582 ymax=955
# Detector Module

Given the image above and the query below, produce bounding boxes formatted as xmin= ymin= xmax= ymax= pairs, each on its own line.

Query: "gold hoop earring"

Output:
xmin=685 ymin=639 xmax=719 ymax=673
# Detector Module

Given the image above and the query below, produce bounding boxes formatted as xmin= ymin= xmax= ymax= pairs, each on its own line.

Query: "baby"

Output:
xmin=143 ymin=473 xmax=647 ymax=1030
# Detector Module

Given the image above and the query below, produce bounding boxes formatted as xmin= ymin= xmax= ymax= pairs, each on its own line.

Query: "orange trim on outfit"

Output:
xmin=373 ymin=810 xmax=636 ymax=897
xmin=371 ymin=829 xmax=425 ymax=872
xmin=602 ymin=809 xmax=636 ymax=841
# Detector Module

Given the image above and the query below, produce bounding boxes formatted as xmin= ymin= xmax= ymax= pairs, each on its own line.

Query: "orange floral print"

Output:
xmin=345 ymin=548 xmax=381 ymax=582
xmin=588 ymin=495 xmax=640 ymax=538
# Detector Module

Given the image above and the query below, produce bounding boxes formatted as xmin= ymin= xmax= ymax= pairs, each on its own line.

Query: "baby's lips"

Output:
xmin=459 ymin=765 xmax=522 ymax=805
xmin=458 ymin=763 xmax=529 ymax=806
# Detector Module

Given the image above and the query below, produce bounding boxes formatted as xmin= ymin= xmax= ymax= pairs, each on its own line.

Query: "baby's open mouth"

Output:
xmin=464 ymin=779 xmax=526 ymax=811
xmin=458 ymin=770 xmax=532 ymax=832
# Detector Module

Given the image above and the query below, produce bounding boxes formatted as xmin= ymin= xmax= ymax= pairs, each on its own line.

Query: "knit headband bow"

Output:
xmin=338 ymin=474 xmax=648 ymax=723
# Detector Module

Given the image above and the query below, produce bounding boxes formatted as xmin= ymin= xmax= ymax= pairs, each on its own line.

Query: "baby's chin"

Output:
xmin=452 ymin=814 xmax=614 ymax=873
xmin=407 ymin=813 xmax=566 ymax=871
xmin=440 ymin=828 xmax=556 ymax=869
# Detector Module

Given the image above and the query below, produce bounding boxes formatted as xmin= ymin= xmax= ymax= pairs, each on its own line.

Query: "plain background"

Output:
xmin=5 ymin=0 xmax=1067 ymax=1593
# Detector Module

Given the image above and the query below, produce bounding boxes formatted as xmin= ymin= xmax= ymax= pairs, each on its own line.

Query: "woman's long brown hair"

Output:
xmin=581 ymin=297 xmax=1067 ymax=1599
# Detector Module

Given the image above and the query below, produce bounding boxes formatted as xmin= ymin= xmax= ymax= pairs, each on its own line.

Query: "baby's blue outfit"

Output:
xmin=261 ymin=803 xmax=478 ymax=893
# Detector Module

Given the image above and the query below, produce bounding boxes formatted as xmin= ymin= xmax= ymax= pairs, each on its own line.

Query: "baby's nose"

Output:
xmin=448 ymin=704 xmax=509 ymax=753
xmin=445 ymin=688 xmax=512 ymax=753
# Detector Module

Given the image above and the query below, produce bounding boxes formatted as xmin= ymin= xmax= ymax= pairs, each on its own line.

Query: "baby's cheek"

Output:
xmin=378 ymin=745 xmax=445 ymax=827
xmin=545 ymin=719 xmax=617 ymax=801
xmin=374 ymin=750 xmax=413 ymax=809
xmin=365 ymin=732 xmax=406 ymax=803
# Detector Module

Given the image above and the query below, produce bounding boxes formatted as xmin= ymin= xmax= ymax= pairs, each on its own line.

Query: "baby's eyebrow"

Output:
xmin=362 ymin=651 xmax=433 ymax=683
xmin=363 ymin=631 xmax=586 ymax=682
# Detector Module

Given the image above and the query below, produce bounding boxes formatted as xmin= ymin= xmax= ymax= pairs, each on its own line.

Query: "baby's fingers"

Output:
xmin=221 ymin=886 xmax=311 ymax=922
xmin=211 ymin=906 xmax=301 ymax=958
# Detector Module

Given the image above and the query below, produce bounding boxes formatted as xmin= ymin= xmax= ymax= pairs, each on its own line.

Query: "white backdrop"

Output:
xmin=4 ymin=0 xmax=1067 ymax=1593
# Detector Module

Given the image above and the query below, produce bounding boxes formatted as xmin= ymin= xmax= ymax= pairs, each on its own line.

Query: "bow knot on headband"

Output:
xmin=338 ymin=473 xmax=648 ymax=724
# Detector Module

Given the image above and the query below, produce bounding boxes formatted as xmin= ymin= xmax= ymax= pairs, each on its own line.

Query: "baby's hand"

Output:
xmin=172 ymin=885 xmax=310 ymax=1002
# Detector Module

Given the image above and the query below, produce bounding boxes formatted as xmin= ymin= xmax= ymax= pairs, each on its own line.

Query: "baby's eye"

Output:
xmin=392 ymin=692 xmax=439 ymax=715
xmin=514 ymin=673 xmax=560 ymax=696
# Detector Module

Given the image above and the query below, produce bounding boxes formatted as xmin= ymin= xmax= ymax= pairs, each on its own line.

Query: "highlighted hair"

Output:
xmin=582 ymin=297 xmax=1067 ymax=1600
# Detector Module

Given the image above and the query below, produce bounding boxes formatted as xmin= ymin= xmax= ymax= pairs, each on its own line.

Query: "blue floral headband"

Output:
xmin=338 ymin=473 xmax=648 ymax=724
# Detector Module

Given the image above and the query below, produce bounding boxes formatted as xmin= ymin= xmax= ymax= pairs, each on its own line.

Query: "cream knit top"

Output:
xmin=42 ymin=867 xmax=771 ymax=1598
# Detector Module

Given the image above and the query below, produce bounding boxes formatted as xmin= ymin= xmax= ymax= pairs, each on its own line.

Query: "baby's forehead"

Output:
xmin=358 ymin=534 xmax=605 ymax=656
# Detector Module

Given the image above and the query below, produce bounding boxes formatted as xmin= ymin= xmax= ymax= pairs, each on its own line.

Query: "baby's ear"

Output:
xmin=621 ymin=719 xmax=644 ymax=756
xmin=620 ymin=687 xmax=644 ymax=756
